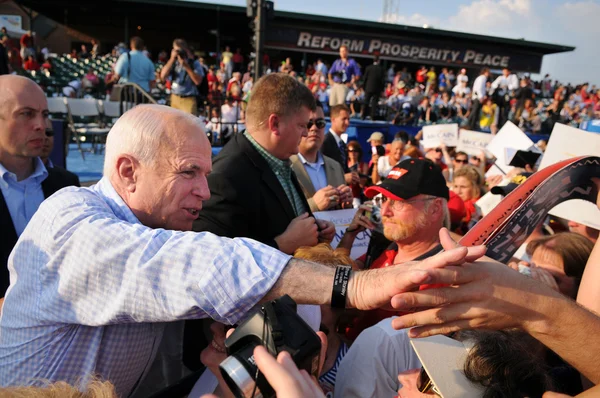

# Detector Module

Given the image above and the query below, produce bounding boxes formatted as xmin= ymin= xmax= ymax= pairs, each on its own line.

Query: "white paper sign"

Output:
xmin=314 ymin=208 xmax=371 ymax=259
xmin=422 ymin=124 xmax=459 ymax=148
xmin=539 ymin=123 xmax=600 ymax=229
xmin=457 ymin=129 xmax=494 ymax=156
xmin=485 ymin=121 xmax=535 ymax=177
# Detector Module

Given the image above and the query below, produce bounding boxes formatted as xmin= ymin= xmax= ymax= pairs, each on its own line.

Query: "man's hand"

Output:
xmin=387 ymin=229 xmax=565 ymax=337
xmin=316 ymin=219 xmax=335 ymax=243
xmin=312 ymin=186 xmax=339 ymax=211
xmin=345 ymin=203 xmax=377 ymax=235
xmin=347 ymin=228 xmax=487 ymax=311
xmin=336 ymin=184 xmax=353 ymax=207
xmin=344 ymin=171 xmax=360 ymax=185
xmin=275 ymin=213 xmax=319 ymax=254
xmin=252 ymin=336 xmax=327 ymax=398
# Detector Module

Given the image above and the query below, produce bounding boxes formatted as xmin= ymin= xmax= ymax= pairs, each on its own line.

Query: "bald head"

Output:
xmin=0 ymin=76 xmax=48 ymax=178
xmin=103 ymin=104 xmax=210 ymax=178
xmin=0 ymin=75 xmax=47 ymax=119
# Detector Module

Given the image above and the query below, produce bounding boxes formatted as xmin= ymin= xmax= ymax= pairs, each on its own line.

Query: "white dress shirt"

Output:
xmin=472 ymin=74 xmax=488 ymax=100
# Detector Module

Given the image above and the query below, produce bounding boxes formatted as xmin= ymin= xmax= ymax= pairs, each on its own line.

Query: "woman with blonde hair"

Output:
xmin=453 ymin=165 xmax=484 ymax=232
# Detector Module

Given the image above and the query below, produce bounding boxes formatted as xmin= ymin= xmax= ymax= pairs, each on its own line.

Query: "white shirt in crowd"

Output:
xmin=452 ymin=84 xmax=471 ymax=97
xmin=472 ymin=74 xmax=488 ymax=100
xmin=491 ymin=74 xmax=519 ymax=93
xmin=334 ymin=317 xmax=421 ymax=398
xmin=457 ymin=73 xmax=469 ymax=84
xmin=378 ymin=155 xmax=411 ymax=178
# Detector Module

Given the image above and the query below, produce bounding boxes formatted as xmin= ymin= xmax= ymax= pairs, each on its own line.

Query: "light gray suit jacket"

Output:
xmin=290 ymin=153 xmax=346 ymax=212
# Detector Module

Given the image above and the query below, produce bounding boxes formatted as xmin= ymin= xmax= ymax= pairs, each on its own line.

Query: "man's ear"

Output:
xmin=267 ymin=113 xmax=281 ymax=136
xmin=115 ymin=155 xmax=139 ymax=192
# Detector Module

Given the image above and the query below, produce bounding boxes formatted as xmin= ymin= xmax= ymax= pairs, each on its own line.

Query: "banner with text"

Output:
xmin=457 ymin=129 xmax=494 ymax=156
xmin=265 ymin=26 xmax=544 ymax=72
xmin=422 ymin=124 xmax=459 ymax=149
xmin=314 ymin=208 xmax=371 ymax=259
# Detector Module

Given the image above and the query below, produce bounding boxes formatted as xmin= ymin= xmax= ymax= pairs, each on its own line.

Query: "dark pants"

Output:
xmin=361 ymin=91 xmax=379 ymax=120
xmin=467 ymin=98 xmax=482 ymax=130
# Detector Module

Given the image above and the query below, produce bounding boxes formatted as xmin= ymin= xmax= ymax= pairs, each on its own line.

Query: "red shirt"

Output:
xmin=346 ymin=243 xmax=443 ymax=340
xmin=232 ymin=53 xmax=244 ymax=63
xmin=23 ymin=59 xmax=39 ymax=71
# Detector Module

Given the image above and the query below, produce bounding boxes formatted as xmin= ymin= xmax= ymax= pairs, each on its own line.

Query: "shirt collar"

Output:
xmin=328 ymin=129 xmax=343 ymax=145
xmin=297 ymin=152 xmax=324 ymax=166
xmin=245 ymin=132 xmax=291 ymax=172
xmin=94 ymin=177 xmax=143 ymax=226
xmin=0 ymin=157 xmax=48 ymax=185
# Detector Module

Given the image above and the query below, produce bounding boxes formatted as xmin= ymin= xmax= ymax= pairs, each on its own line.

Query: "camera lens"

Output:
xmin=220 ymin=343 xmax=264 ymax=398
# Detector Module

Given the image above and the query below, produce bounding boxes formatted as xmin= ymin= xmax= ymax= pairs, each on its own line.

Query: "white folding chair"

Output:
xmin=47 ymin=96 xmax=69 ymax=115
xmin=65 ymin=98 xmax=110 ymax=158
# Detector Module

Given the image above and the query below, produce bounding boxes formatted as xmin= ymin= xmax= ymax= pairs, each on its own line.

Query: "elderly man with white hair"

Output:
xmin=0 ymin=102 xmax=486 ymax=396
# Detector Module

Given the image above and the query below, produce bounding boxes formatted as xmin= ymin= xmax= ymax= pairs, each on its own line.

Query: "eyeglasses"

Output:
xmin=455 ymin=158 xmax=468 ymax=164
xmin=45 ymin=129 xmax=54 ymax=137
xmin=307 ymin=118 xmax=326 ymax=129
xmin=417 ymin=367 xmax=441 ymax=396
xmin=381 ymin=196 xmax=435 ymax=211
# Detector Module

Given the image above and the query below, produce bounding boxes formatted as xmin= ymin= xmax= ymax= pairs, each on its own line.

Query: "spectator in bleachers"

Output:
xmin=23 ymin=55 xmax=39 ymax=71
xmin=79 ymin=44 xmax=90 ymax=59
xmin=160 ymin=38 xmax=204 ymax=115
xmin=111 ymin=36 xmax=155 ymax=93
xmin=19 ymin=31 xmax=34 ymax=61
xmin=83 ymin=67 xmax=99 ymax=88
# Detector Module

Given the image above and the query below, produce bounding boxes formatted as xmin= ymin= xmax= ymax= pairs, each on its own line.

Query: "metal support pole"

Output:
xmin=253 ymin=0 xmax=265 ymax=82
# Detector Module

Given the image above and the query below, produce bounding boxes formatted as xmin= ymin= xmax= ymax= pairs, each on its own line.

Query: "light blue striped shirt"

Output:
xmin=0 ymin=157 xmax=48 ymax=236
xmin=0 ymin=177 xmax=290 ymax=397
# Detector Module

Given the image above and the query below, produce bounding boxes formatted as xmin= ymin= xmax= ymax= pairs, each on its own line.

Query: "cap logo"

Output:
xmin=387 ymin=168 xmax=409 ymax=180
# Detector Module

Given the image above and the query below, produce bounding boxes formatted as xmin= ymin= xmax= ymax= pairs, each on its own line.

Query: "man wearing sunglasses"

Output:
xmin=0 ymin=75 xmax=80 ymax=300
xmin=290 ymin=103 xmax=352 ymax=212
xmin=39 ymin=119 xmax=80 ymax=187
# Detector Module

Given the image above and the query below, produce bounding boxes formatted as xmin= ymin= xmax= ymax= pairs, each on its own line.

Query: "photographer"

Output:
xmin=371 ymin=139 xmax=408 ymax=184
xmin=160 ymin=38 xmax=204 ymax=115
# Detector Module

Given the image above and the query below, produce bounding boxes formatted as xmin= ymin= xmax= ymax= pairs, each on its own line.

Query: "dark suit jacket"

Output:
xmin=0 ymin=165 xmax=80 ymax=296
xmin=363 ymin=63 xmax=385 ymax=94
xmin=193 ymin=133 xmax=312 ymax=249
xmin=321 ymin=130 xmax=349 ymax=173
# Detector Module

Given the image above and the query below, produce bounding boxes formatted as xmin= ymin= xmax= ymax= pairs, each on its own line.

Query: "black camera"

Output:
xmin=176 ymin=48 xmax=187 ymax=59
xmin=219 ymin=295 xmax=322 ymax=398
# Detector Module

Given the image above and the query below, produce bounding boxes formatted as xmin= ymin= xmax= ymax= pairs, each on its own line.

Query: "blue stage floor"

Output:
xmin=66 ymin=144 xmax=105 ymax=183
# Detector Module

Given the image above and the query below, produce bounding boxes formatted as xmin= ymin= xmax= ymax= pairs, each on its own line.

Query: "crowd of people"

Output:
xmin=1 ymin=28 xmax=600 ymax=398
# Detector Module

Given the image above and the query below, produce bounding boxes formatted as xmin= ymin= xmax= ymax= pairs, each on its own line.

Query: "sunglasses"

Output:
xmin=455 ymin=158 xmax=468 ymax=164
xmin=45 ymin=129 xmax=54 ymax=137
xmin=417 ymin=367 xmax=441 ymax=396
xmin=307 ymin=118 xmax=326 ymax=129
xmin=347 ymin=148 xmax=360 ymax=153
xmin=434 ymin=148 xmax=442 ymax=153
